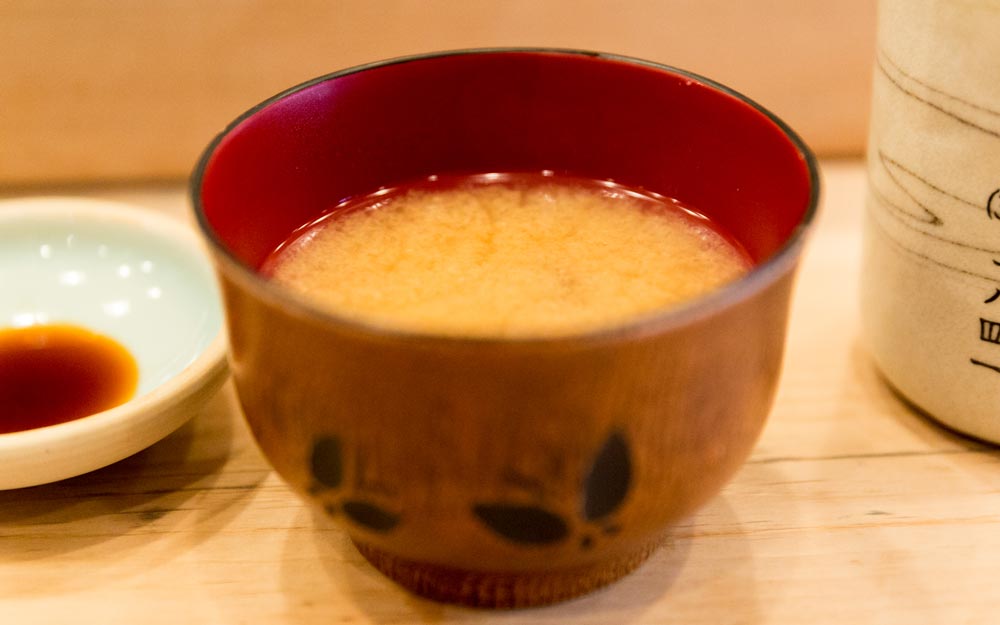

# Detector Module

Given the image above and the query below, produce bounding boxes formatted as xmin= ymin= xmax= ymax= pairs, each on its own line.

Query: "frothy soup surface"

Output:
xmin=264 ymin=173 xmax=751 ymax=337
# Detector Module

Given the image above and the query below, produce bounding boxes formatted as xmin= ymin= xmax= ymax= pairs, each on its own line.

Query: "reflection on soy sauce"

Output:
xmin=0 ymin=324 xmax=138 ymax=434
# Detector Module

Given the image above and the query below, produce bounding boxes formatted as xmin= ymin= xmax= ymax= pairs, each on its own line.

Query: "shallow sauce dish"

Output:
xmin=0 ymin=197 xmax=227 ymax=489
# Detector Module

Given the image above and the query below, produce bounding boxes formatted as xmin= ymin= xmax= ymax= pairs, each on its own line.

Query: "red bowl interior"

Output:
xmin=195 ymin=50 xmax=816 ymax=270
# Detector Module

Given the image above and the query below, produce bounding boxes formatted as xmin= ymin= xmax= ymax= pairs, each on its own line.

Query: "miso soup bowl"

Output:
xmin=192 ymin=49 xmax=819 ymax=608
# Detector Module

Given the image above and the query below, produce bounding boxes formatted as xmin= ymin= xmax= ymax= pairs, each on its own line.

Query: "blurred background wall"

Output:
xmin=0 ymin=0 xmax=875 ymax=186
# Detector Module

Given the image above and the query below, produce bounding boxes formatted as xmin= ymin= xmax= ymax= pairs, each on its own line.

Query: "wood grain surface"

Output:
xmin=0 ymin=1 xmax=874 ymax=186
xmin=2 ymin=161 xmax=999 ymax=623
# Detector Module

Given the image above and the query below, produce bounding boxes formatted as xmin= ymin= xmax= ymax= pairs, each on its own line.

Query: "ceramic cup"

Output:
xmin=862 ymin=2 xmax=1000 ymax=443
xmin=192 ymin=49 xmax=818 ymax=607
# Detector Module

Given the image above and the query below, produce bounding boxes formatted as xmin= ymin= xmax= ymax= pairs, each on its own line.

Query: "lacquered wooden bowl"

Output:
xmin=192 ymin=49 xmax=819 ymax=608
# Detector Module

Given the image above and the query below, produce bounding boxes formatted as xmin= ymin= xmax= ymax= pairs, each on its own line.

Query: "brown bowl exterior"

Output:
xmin=193 ymin=49 xmax=819 ymax=606
xmin=216 ymin=251 xmax=795 ymax=603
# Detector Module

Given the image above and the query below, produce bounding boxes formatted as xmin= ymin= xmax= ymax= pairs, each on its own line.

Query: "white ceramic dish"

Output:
xmin=0 ymin=197 xmax=228 ymax=489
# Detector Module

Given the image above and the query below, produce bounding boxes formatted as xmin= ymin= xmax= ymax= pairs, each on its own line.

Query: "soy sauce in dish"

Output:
xmin=0 ymin=324 xmax=138 ymax=434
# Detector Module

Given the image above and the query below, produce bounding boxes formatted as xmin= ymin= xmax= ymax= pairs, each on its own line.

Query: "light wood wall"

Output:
xmin=0 ymin=1 xmax=875 ymax=186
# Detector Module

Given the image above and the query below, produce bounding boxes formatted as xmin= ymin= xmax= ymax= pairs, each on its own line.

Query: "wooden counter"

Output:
xmin=3 ymin=161 xmax=998 ymax=624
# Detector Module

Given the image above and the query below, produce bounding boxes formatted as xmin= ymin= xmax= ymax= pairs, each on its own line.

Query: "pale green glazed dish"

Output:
xmin=0 ymin=197 xmax=228 ymax=489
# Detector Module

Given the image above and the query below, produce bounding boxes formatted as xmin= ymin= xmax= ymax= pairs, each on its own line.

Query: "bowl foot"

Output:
xmin=352 ymin=538 xmax=662 ymax=608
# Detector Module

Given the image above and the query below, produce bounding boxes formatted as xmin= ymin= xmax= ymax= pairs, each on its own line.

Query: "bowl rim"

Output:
xmin=190 ymin=47 xmax=821 ymax=346
xmin=0 ymin=197 xmax=228 ymax=478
